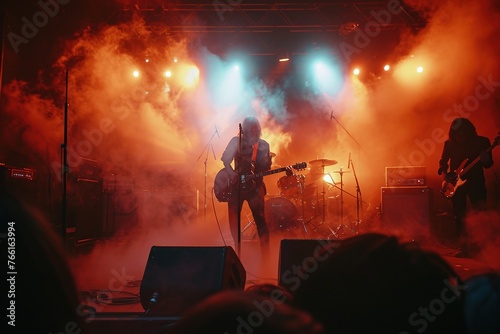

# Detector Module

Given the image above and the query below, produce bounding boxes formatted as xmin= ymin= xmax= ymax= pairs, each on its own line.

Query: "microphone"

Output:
xmin=215 ymin=125 xmax=220 ymax=138
xmin=239 ymin=123 xmax=243 ymax=134
xmin=348 ymin=152 xmax=351 ymax=169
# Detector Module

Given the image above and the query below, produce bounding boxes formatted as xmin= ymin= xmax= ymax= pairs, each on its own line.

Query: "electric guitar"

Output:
xmin=441 ymin=133 xmax=499 ymax=199
xmin=213 ymin=162 xmax=307 ymax=202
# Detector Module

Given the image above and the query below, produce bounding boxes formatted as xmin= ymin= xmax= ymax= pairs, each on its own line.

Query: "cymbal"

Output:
xmin=309 ymin=158 xmax=338 ymax=166
xmin=331 ymin=170 xmax=352 ymax=174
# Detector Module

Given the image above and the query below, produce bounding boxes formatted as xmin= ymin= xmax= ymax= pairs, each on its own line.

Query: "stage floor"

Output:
xmin=67 ymin=210 xmax=499 ymax=333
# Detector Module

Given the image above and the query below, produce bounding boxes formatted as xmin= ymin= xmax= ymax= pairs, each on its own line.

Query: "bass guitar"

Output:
xmin=214 ymin=162 xmax=307 ymax=202
xmin=441 ymin=133 xmax=499 ymax=199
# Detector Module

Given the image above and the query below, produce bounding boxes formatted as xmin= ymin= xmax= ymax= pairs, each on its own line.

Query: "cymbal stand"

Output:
xmin=334 ymin=168 xmax=350 ymax=237
xmin=297 ymin=185 xmax=309 ymax=234
xmin=318 ymin=164 xmax=337 ymax=238
xmin=290 ymin=177 xmax=312 ymax=235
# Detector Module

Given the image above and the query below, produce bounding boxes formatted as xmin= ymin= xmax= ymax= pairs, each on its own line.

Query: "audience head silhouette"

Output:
xmin=1 ymin=192 xmax=87 ymax=333
xmin=292 ymin=233 xmax=467 ymax=334
xmin=166 ymin=284 xmax=324 ymax=334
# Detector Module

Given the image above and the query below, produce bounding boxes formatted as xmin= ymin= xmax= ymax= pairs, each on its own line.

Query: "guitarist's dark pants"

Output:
xmin=451 ymin=181 xmax=487 ymax=252
xmin=228 ymin=184 xmax=269 ymax=249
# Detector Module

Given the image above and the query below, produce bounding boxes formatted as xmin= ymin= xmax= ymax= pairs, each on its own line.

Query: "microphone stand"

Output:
xmin=61 ymin=70 xmax=69 ymax=247
xmin=330 ymin=112 xmax=364 ymax=152
xmin=236 ymin=124 xmax=243 ymax=256
xmin=350 ymin=156 xmax=363 ymax=233
xmin=196 ymin=127 xmax=218 ymax=224
xmin=330 ymin=110 xmax=367 ymax=235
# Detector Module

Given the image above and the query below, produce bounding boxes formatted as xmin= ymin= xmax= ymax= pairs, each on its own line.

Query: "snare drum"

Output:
xmin=265 ymin=197 xmax=298 ymax=232
xmin=277 ymin=174 xmax=305 ymax=198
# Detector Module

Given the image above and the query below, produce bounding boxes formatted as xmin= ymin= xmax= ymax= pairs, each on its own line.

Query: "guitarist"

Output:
xmin=221 ymin=116 xmax=274 ymax=251
xmin=438 ymin=118 xmax=494 ymax=257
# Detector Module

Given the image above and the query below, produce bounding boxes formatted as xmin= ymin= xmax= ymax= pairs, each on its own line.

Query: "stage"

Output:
xmin=69 ymin=217 xmax=497 ymax=334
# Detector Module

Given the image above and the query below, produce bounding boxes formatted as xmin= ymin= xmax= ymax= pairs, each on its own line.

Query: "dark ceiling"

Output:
xmin=108 ymin=1 xmax=427 ymax=56
xmin=1 ymin=0 xmax=427 ymax=81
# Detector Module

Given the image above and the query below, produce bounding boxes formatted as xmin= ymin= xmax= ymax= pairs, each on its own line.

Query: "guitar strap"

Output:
xmin=251 ymin=142 xmax=259 ymax=173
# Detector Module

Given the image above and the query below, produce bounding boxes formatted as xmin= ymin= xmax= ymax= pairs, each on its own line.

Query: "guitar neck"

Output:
xmin=254 ymin=166 xmax=289 ymax=178
xmin=461 ymin=144 xmax=495 ymax=175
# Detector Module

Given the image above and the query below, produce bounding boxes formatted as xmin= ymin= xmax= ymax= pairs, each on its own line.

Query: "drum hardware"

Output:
xmin=277 ymin=174 xmax=305 ymax=199
xmin=241 ymin=220 xmax=257 ymax=240
xmin=332 ymin=168 xmax=349 ymax=237
xmin=306 ymin=159 xmax=338 ymax=238
xmin=329 ymin=168 xmax=367 ymax=237
xmin=241 ymin=208 xmax=258 ymax=240
xmin=308 ymin=158 xmax=338 ymax=167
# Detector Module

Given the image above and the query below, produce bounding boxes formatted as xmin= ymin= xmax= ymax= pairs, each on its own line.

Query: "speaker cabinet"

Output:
xmin=67 ymin=178 xmax=102 ymax=244
xmin=381 ymin=187 xmax=433 ymax=236
xmin=278 ymin=239 xmax=343 ymax=291
xmin=140 ymin=246 xmax=246 ymax=316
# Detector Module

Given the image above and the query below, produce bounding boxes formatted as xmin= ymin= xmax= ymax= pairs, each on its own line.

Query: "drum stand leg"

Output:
xmin=297 ymin=196 xmax=308 ymax=234
xmin=296 ymin=192 xmax=338 ymax=239
xmin=317 ymin=165 xmax=338 ymax=239
xmin=330 ymin=169 xmax=353 ymax=238
xmin=242 ymin=220 xmax=254 ymax=232
xmin=241 ymin=211 xmax=256 ymax=240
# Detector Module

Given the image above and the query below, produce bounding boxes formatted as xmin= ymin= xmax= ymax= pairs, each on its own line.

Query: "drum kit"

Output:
xmin=264 ymin=156 xmax=355 ymax=238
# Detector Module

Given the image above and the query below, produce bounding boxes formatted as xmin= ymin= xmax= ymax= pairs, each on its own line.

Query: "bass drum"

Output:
xmin=265 ymin=197 xmax=299 ymax=232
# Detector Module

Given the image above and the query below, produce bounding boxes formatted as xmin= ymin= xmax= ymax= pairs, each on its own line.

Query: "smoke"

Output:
xmin=467 ymin=210 xmax=500 ymax=271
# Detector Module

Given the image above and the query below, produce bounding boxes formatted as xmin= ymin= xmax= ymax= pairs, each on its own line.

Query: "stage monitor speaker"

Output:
xmin=140 ymin=246 xmax=246 ymax=316
xmin=278 ymin=239 xmax=343 ymax=292
xmin=381 ymin=187 xmax=432 ymax=236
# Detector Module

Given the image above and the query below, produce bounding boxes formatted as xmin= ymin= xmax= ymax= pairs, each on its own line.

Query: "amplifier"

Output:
xmin=385 ymin=166 xmax=426 ymax=187
xmin=381 ymin=186 xmax=433 ymax=237
xmin=1 ymin=163 xmax=37 ymax=181
xmin=10 ymin=167 xmax=36 ymax=181
xmin=74 ymin=158 xmax=101 ymax=181
xmin=0 ymin=163 xmax=38 ymax=204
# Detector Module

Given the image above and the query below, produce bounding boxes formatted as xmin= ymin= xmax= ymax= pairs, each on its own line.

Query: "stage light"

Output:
xmin=323 ymin=173 xmax=335 ymax=185
xmin=278 ymin=52 xmax=290 ymax=62
xmin=165 ymin=70 xmax=172 ymax=78
xmin=353 ymin=68 xmax=360 ymax=76
xmin=132 ymin=70 xmax=140 ymax=78
xmin=276 ymin=49 xmax=290 ymax=62
xmin=384 ymin=64 xmax=390 ymax=71
xmin=416 ymin=66 xmax=424 ymax=73
xmin=173 ymin=57 xmax=178 ymax=63
xmin=309 ymin=56 xmax=343 ymax=95
xmin=314 ymin=61 xmax=326 ymax=71
xmin=183 ymin=65 xmax=200 ymax=88
xmin=232 ymin=64 xmax=240 ymax=72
